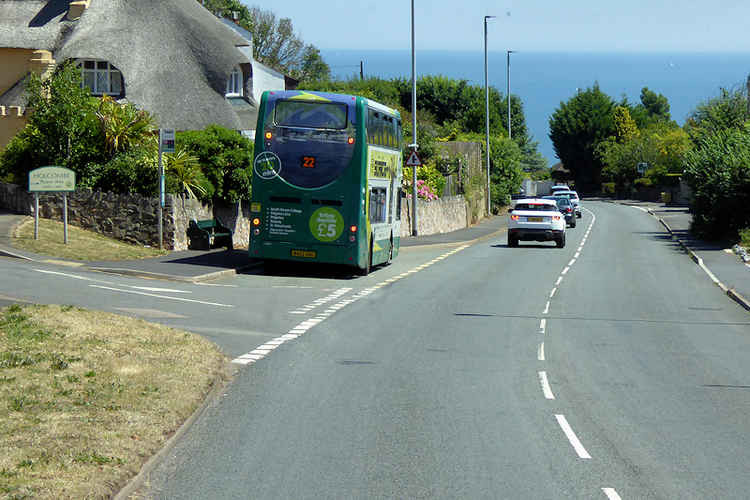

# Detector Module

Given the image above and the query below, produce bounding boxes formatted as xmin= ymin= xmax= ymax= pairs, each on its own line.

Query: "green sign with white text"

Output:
xmin=28 ymin=166 xmax=76 ymax=192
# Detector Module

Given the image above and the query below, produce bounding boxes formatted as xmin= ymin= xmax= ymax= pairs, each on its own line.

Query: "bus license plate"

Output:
xmin=528 ymin=217 xmax=543 ymax=222
xmin=291 ymin=249 xmax=316 ymax=258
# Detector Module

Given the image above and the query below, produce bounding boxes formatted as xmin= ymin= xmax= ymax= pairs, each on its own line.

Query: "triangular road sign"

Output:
xmin=405 ymin=150 xmax=422 ymax=167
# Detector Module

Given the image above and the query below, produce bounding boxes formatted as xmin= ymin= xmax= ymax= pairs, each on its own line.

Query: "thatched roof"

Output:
xmin=0 ymin=0 xmax=258 ymax=131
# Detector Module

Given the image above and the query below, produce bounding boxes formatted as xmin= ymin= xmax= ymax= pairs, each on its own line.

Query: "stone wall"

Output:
xmin=1 ymin=178 xmax=482 ymax=248
xmin=0 ymin=182 xmax=249 ymax=250
xmin=400 ymin=195 xmax=468 ymax=237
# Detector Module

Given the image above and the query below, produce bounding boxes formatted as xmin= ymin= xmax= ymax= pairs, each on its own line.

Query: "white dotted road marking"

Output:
xmin=550 ymin=288 xmax=557 ymax=298
xmin=561 ymin=266 xmax=570 ymax=275
xmin=555 ymin=414 xmax=592 ymax=459
xmin=602 ymin=488 xmax=622 ymax=500
xmin=543 ymin=301 xmax=550 ymax=315
xmin=555 ymin=276 xmax=563 ymax=286
xmin=538 ymin=342 xmax=545 ymax=361
xmin=539 ymin=319 xmax=546 ymax=334
xmin=539 ymin=371 xmax=555 ymax=399
xmin=233 ymin=244 xmax=470 ymax=365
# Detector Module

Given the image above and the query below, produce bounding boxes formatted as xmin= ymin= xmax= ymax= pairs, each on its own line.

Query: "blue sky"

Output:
xmin=246 ymin=1 xmax=750 ymax=52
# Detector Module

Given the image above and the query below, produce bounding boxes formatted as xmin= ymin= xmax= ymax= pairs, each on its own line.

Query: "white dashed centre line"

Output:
xmin=556 ymin=414 xmax=592 ymax=459
xmin=539 ymin=371 xmax=555 ymax=399
xmin=550 ymin=287 xmax=557 ymax=298
xmin=539 ymin=319 xmax=546 ymax=334
xmin=602 ymin=488 xmax=622 ymax=500
xmin=538 ymin=342 xmax=545 ymax=361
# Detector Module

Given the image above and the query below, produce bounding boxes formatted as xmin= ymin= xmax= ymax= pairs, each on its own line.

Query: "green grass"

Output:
xmin=0 ymin=304 xmax=230 ymax=499
xmin=11 ymin=217 xmax=168 ymax=261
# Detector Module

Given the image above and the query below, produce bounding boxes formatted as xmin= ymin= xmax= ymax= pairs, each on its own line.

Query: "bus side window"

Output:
xmin=369 ymin=187 xmax=387 ymax=223
xmin=396 ymin=188 xmax=403 ymax=221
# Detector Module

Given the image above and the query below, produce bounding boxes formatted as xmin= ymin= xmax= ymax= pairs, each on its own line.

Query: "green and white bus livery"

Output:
xmin=249 ymin=90 xmax=403 ymax=275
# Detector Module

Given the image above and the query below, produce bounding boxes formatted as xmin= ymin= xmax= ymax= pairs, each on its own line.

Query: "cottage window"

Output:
xmin=76 ymin=59 xmax=123 ymax=96
xmin=226 ymin=66 xmax=243 ymax=97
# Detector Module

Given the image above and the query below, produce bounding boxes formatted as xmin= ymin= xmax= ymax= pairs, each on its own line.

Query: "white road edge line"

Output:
xmin=602 ymin=488 xmax=622 ymax=500
xmin=88 ymin=285 xmax=233 ymax=307
xmin=539 ymin=371 xmax=555 ymax=399
xmin=555 ymin=414 xmax=592 ymax=459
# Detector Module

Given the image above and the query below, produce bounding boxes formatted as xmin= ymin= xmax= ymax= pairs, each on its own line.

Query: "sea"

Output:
xmin=320 ymin=50 xmax=750 ymax=165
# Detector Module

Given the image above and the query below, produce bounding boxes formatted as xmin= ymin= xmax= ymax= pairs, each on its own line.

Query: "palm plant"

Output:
xmin=96 ymin=95 xmax=155 ymax=156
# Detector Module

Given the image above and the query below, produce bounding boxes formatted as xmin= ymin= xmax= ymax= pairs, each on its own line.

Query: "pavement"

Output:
xmin=0 ymin=208 xmax=508 ymax=282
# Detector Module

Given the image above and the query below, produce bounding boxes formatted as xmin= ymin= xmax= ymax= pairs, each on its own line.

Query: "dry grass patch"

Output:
xmin=12 ymin=218 xmax=168 ymax=261
xmin=0 ymin=304 xmax=231 ymax=499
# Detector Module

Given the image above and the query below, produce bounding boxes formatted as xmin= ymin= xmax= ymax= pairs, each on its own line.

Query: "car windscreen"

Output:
xmin=515 ymin=203 xmax=557 ymax=211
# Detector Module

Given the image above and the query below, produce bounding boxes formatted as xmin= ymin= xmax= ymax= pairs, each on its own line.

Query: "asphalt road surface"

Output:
xmin=1 ymin=201 xmax=749 ymax=499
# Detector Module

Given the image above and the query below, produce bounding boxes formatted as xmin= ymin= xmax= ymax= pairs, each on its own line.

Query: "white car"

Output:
xmin=550 ymin=184 xmax=571 ymax=196
xmin=508 ymin=198 xmax=566 ymax=248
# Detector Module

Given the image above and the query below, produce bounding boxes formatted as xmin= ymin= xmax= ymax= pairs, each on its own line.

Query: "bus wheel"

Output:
xmin=358 ymin=238 xmax=372 ymax=276
xmin=387 ymin=235 xmax=393 ymax=265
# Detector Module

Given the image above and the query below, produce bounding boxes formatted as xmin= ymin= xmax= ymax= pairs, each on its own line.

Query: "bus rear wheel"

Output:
xmin=387 ymin=235 xmax=393 ymax=265
xmin=358 ymin=238 xmax=373 ymax=276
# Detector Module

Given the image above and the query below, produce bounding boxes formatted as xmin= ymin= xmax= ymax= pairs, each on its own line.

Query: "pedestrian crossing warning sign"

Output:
xmin=405 ymin=150 xmax=422 ymax=167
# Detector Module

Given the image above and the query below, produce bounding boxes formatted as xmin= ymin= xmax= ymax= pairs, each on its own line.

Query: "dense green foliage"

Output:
xmin=0 ymin=62 xmax=104 ymax=185
xmin=549 ymin=84 xmax=616 ymax=192
xmin=683 ymin=125 xmax=750 ymax=240
xmin=177 ymin=125 xmax=253 ymax=203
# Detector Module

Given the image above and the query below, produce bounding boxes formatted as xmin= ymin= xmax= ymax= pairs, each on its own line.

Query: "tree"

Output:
xmin=297 ymin=45 xmax=331 ymax=84
xmin=685 ymin=88 xmax=749 ymax=143
xmin=549 ymin=83 xmax=616 ymax=192
xmin=0 ymin=61 xmax=104 ymax=185
xmin=683 ymin=125 xmax=750 ymax=240
xmin=489 ymin=136 xmax=523 ymax=210
xmin=247 ymin=6 xmax=304 ymax=74
xmin=95 ymin=95 xmax=155 ymax=156
xmin=177 ymin=125 xmax=253 ymax=203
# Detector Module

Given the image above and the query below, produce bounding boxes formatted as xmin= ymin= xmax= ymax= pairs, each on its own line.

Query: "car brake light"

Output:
xmin=510 ymin=215 xmax=519 ymax=221
xmin=552 ymin=216 xmax=561 ymax=220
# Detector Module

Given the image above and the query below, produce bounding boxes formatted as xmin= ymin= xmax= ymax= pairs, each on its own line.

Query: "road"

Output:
xmin=1 ymin=201 xmax=749 ymax=499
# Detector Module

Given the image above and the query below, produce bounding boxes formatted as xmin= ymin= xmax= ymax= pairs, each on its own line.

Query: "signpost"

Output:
xmin=28 ymin=166 xmax=76 ymax=243
xmin=158 ymin=129 xmax=175 ymax=249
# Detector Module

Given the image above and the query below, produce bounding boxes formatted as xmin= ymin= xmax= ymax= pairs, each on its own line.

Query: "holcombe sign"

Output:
xmin=28 ymin=166 xmax=76 ymax=192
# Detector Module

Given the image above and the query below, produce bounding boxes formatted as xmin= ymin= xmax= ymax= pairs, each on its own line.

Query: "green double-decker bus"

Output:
xmin=249 ymin=90 xmax=403 ymax=275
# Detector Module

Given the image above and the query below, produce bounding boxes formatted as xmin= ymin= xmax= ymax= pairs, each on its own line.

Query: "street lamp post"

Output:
xmin=507 ymin=50 xmax=514 ymax=139
xmin=410 ymin=0 xmax=419 ymax=236
xmin=484 ymin=15 xmax=495 ymax=216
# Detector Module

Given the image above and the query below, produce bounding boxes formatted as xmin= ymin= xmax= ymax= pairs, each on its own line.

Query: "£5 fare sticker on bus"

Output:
xmin=310 ymin=207 xmax=344 ymax=242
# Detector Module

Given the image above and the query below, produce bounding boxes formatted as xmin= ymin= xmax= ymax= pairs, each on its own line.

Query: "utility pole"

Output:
xmin=484 ymin=16 xmax=495 ymax=216
xmin=410 ymin=0 xmax=419 ymax=235
xmin=360 ymin=61 xmax=364 ymax=81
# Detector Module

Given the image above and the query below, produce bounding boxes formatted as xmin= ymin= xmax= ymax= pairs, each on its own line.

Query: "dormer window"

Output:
xmin=76 ymin=59 xmax=123 ymax=96
xmin=226 ymin=66 xmax=243 ymax=97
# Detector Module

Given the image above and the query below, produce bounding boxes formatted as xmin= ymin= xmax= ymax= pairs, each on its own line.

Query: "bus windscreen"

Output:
xmin=274 ymin=101 xmax=347 ymax=129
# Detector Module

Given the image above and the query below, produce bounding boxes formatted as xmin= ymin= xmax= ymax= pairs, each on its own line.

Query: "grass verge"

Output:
xmin=11 ymin=218 xmax=168 ymax=261
xmin=0 ymin=304 xmax=230 ymax=499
